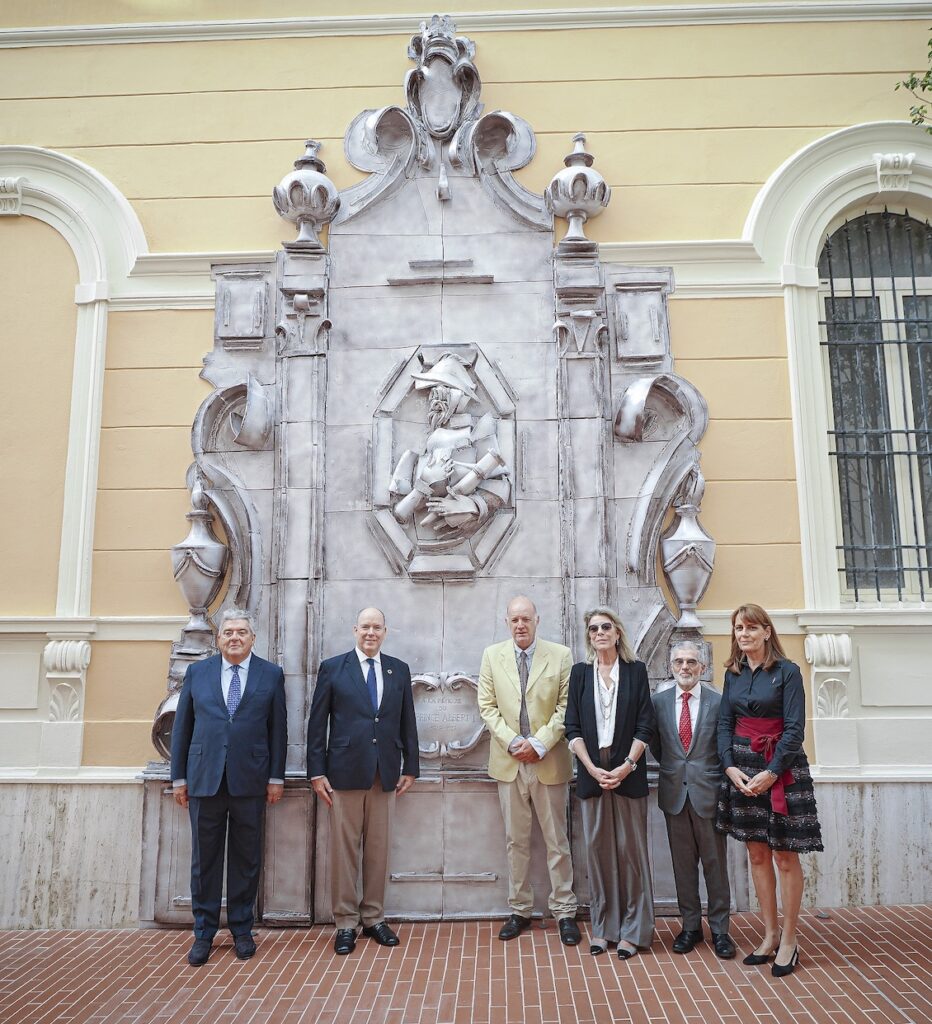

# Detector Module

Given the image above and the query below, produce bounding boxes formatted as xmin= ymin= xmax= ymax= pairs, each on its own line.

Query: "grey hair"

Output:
xmin=670 ymin=639 xmax=706 ymax=664
xmin=218 ymin=607 xmax=257 ymax=635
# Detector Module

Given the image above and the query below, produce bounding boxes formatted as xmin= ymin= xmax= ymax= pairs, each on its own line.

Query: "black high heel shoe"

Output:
xmin=771 ymin=946 xmax=799 ymax=978
xmin=742 ymin=931 xmax=780 ymax=966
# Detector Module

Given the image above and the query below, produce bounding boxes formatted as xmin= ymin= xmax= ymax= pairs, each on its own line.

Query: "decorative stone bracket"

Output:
xmin=0 ymin=176 xmax=26 ymax=215
xmin=805 ymin=631 xmax=859 ymax=767
xmin=39 ymin=637 xmax=91 ymax=768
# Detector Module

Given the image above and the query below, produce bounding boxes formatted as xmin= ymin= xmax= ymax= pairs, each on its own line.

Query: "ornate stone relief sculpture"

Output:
xmin=371 ymin=345 xmax=515 ymax=579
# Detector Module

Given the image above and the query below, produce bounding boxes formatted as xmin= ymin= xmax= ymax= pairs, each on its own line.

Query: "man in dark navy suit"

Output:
xmin=307 ymin=607 xmax=419 ymax=955
xmin=171 ymin=608 xmax=287 ymax=967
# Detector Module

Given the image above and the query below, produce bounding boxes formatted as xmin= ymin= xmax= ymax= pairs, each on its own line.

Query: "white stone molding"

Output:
xmin=804 ymin=630 xmax=852 ymax=672
xmin=0 ymin=147 xmax=149 ymax=617
xmin=39 ymin=637 xmax=92 ymax=768
xmin=0 ymin=176 xmax=26 ymax=215
xmin=1 ymin=3 xmax=929 ymax=47
xmin=815 ymin=678 xmax=849 ymax=718
xmin=744 ymin=121 xmax=932 ymax=609
xmin=874 ymin=152 xmax=915 ymax=191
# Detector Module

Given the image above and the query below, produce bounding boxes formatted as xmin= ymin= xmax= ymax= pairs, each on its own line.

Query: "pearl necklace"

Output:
xmin=596 ymin=663 xmax=617 ymax=722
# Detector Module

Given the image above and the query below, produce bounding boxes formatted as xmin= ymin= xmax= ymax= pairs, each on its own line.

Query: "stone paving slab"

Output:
xmin=0 ymin=905 xmax=929 ymax=1024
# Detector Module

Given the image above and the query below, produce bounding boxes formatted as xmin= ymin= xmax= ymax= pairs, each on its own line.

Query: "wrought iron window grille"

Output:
xmin=818 ymin=209 xmax=932 ymax=603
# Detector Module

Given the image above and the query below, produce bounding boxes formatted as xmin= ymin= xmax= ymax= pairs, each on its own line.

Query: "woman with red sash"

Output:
xmin=716 ymin=604 xmax=823 ymax=978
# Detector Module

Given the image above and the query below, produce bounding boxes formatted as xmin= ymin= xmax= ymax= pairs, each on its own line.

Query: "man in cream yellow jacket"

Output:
xmin=478 ymin=595 xmax=580 ymax=945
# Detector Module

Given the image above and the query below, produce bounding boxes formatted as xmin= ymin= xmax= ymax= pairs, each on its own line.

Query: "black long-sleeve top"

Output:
xmin=564 ymin=659 xmax=655 ymax=799
xmin=717 ymin=658 xmax=807 ymax=777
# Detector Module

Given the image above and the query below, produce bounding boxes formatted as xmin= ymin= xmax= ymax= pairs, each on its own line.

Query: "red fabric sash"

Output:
xmin=736 ymin=716 xmax=793 ymax=816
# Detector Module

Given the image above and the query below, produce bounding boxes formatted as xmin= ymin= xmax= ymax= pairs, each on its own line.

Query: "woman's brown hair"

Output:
xmin=724 ymin=603 xmax=787 ymax=673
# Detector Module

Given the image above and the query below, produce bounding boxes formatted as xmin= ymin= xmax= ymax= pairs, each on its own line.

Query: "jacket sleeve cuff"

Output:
xmin=527 ymin=737 xmax=547 ymax=758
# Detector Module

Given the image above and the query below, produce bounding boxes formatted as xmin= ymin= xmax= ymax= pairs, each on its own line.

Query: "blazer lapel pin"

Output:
xmin=387 ymin=668 xmax=393 ymax=675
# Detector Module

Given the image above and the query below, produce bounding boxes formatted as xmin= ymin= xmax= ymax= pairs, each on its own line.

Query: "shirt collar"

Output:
xmin=514 ymin=639 xmax=536 ymax=660
xmin=356 ymin=647 xmax=381 ymax=665
xmin=222 ymin=654 xmax=251 ymax=674
xmin=676 ymin=682 xmax=700 ymax=701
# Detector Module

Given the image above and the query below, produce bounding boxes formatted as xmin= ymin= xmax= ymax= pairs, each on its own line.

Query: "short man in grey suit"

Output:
xmin=650 ymin=641 xmax=735 ymax=959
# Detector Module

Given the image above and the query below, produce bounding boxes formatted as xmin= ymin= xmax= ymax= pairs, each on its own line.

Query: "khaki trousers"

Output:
xmin=329 ymin=779 xmax=395 ymax=930
xmin=498 ymin=762 xmax=576 ymax=918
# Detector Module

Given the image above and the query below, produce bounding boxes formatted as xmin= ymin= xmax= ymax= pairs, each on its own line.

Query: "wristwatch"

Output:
xmin=624 ymin=756 xmax=638 ymax=771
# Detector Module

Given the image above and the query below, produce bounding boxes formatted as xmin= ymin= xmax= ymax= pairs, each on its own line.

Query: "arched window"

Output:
xmin=818 ymin=210 xmax=932 ymax=601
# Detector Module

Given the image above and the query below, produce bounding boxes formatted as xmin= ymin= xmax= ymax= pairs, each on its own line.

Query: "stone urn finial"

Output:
xmin=273 ymin=139 xmax=341 ymax=252
xmin=544 ymin=132 xmax=611 ymax=252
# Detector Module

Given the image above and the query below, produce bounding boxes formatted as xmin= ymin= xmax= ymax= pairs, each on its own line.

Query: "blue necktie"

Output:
xmin=227 ymin=663 xmax=242 ymax=718
xmin=366 ymin=658 xmax=379 ymax=711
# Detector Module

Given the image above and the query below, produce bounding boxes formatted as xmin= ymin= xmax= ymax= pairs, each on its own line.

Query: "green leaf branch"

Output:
xmin=897 ymin=31 xmax=932 ymax=133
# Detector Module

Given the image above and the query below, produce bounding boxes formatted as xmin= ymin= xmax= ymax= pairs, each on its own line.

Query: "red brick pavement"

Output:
xmin=0 ymin=906 xmax=929 ymax=1024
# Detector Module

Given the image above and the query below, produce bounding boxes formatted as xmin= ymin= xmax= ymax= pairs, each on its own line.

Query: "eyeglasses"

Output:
xmin=587 ymin=622 xmax=615 ymax=634
xmin=672 ymin=658 xmax=699 ymax=667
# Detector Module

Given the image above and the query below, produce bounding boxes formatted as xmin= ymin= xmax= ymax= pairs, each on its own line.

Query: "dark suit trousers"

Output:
xmin=188 ymin=774 xmax=265 ymax=939
xmin=663 ymin=795 xmax=730 ymax=934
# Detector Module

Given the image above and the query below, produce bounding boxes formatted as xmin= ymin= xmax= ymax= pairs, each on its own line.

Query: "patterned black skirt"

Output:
xmin=714 ymin=736 xmax=823 ymax=853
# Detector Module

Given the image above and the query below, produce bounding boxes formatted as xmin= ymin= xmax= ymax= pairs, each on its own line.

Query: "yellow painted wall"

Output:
xmin=0 ymin=217 xmax=76 ymax=614
xmin=0 ymin=17 xmax=922 ymax=248
xmin=83 ymin=641 xmax=174 ymax=765
xmin=92 ymin=310 xmax=212 ymax=616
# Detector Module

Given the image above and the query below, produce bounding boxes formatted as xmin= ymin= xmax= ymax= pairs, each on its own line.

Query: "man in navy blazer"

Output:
xmin=307 ymin=607 xmax=419 ymax=955
xmin=171 ymin=608 xmax=287 ymax=967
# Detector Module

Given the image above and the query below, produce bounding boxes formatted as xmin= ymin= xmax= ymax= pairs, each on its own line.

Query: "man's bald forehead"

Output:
xmin=506 ymin=595 xmax=537 ymax=617
xmin=356 ymin=606 xmax=386 ymax=626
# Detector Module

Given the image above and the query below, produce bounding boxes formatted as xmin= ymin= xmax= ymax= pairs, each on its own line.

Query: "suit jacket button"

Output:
xmin=372 ymin=738 xmax=377 ymax=744
xmin=374 ymin=717 xmax=379 ymax=723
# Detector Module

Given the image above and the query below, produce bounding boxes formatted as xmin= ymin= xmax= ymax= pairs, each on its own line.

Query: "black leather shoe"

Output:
xmin=233 ymin=934 xmax=256 ymax=960
xmin=712 ymin=932 xmax=736 ymax=959
xmin=362 ymin=921 xmax=400 ymax=947
xmin=672 ymin=929 xmax=703 ymax=954
xmin=498 ymin=914 xmax=531 ymax=940
xmin=187 ymin=938 xmax=212 ymax=967
xmin=558 ymin=918 xmax=581 ymax=946
xmin=334 ymin=928 xmax=357 ymax=955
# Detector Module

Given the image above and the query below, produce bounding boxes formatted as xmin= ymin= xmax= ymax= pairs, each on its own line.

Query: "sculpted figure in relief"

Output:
xmin=389 ymin=353 xmax=510 ymax=540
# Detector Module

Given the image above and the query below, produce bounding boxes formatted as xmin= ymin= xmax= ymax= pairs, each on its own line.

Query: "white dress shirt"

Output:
xmin=356 ymin=647 xmax=385 ymax=707
xmin=674 ymin=682 xmax=701 ymax=737
xmin=592 ymin=659 xmax=620 ymax=749
xmin=221 ymin=654 xmax=252 ymax=703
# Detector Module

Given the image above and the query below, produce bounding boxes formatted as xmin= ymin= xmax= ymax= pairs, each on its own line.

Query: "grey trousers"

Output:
xmin=579 ymin=786 xmax=654 ymax=948
xmin=663 ymin=795 xmax=730 ymax=934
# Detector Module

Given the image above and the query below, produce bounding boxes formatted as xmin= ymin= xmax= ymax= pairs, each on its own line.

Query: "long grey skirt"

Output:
xmin=580 ymin=761 xmax=654 ymax=947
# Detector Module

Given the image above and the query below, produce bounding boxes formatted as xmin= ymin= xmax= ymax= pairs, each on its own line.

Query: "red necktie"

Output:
xmin=678 ymin=691 xmax=692 ymax=751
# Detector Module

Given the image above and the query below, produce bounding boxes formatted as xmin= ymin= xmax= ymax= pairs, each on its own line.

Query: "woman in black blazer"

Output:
xmin=564 ymin=607 xmax=656 ymax=959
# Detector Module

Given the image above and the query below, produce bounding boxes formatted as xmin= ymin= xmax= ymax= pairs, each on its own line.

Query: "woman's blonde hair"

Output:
xmin=724 ymin=603 xmax=787 ymax=673
xmin=583 ymin=606 xmax=636 ymax=664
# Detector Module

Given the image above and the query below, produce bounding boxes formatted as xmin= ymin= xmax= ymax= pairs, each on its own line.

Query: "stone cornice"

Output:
xmin=1 ymin=3 xmax=929 ymax=48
